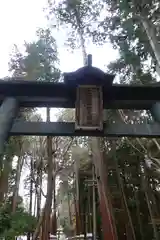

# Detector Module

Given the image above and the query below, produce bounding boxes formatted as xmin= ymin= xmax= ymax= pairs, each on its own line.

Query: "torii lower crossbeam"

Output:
xmin=10 ymin=121 xmax=160 ymax=138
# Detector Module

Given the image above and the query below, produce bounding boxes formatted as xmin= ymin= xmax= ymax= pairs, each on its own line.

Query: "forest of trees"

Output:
xmin=1 ymin=0 xmax=160 ymax=239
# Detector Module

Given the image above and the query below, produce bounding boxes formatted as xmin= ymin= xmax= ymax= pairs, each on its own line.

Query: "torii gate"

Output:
xmin=1 ymin=55 xmax=160 ymax=152
xmin=1 ymin=55 xmax=160 ymax=239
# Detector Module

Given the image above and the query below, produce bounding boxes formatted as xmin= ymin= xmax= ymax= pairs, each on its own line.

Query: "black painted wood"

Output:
xmin=0 ymin=98 xmax=18 ymax=155
xmin=10 ymin=121 xmax=160 ymax=137
xmin=0 ymin=80 xmax=159 ymax=109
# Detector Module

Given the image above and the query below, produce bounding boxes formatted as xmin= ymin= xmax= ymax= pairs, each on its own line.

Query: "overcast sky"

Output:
xmin=0 ymin=0 xmax=118 ymax=75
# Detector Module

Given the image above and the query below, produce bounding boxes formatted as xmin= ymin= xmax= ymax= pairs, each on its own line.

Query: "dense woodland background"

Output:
xmin=1 ymin=0 xmax=160 ymax=239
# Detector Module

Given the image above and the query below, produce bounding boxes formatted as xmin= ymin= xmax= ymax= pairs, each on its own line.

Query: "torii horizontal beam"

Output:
xmin=0 ymin=79 xmax=160 ymax=109
xmin=10 ymin=121 xmax=160 ymax=137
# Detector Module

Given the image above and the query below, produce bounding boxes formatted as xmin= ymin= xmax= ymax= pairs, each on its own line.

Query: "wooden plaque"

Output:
xmin=75 ymin=85 xmax=103 ymax=130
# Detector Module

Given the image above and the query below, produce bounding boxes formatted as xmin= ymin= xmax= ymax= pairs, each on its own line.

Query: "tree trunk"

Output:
xmin=27 ymin=156 xmax=34 ymax=240
xmin=92 ymin=165 xmax=97 ymax=240
xmin=41 ymin=107 xmax=54 ymax=240
xmin=12 ymin=156 xmax=24 ymax=212
xmin=73 ymin=8 xmax=87 ymax=65
xmin=91 ymin=137 xmax=118 ymax=240
xmin=73 ymin=10 xmax=118 ymax=238
xmin=51 ymin=178 xmax=57 ymax=235
xmin=143 ymin=161 xmax=159 ymax=240
xmin=37 ymin=157 xmax=43 ymax=219
xmin=141 ymin=17 xmax=160 ymax=68
xmin=114 ymin=154 xmax=136 ymax=240
xmin=34 ymin=191 xmax=37 ymax=216
xmin=67 ymin=192 xmax=72 ymax=226
xmin=135 ymin=190 xmax=144 ymax=240
xmin=33 ymin=109 xmax=55 ymax=240
xmin=74 ymin=161 xmax=81 ymax=234
xmin=30 ymin=157 xmax=34 ymax=214
xmin=0 ymin=155 xmax=12 ymax=202
xmin=33 ymin=209 xmax=45 ymax=240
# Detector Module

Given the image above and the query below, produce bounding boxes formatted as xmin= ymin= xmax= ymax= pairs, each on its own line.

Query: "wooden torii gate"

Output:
xmin=1 ymin=55 xmax=160 ymax=239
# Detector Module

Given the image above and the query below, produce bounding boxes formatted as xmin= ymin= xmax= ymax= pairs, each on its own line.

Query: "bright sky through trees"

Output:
xmin=0 ymin=0 xmax=118 ymax=77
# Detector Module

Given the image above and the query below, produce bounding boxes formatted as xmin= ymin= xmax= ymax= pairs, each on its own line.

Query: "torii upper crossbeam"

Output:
xmin=0 ymin=79 xmax=160 ymax=109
